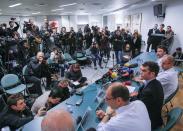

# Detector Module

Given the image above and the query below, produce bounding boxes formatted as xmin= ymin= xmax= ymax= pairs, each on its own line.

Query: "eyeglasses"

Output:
xmin=105 ymin=96 xmax=115 ymax=101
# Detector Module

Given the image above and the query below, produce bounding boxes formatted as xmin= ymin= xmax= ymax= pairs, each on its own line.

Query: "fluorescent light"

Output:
xmin=0 ymin=13 xmax=2 ymax=15
xmin=32 ymin=12 xmax=40 ymax=15
xmin=62 ymin=12 xmax=72 ymax=14
xmin=51 ymin=8 xmax=64 ymax=12
xmin=59 ymin=3 xmax=77 ymax=7
xmin=9 ymin=3 xmax=22 ymax=8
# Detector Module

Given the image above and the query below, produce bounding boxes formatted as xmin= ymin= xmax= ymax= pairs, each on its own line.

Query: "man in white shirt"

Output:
xmin=157 ymin=55 xmax=178 ymax=100
xmin=96 ymin=82 xmax=151 ymax=131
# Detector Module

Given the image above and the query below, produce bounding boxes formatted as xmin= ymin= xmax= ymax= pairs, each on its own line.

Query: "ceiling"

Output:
xmin=0 ymin=0 xmax=153 ymax=16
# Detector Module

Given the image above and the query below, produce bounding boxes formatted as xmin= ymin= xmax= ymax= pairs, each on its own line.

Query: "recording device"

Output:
xmin=76 ymin=98 xmax=83 ymax=106
xmin=23 ymin=21 xmax=32 ymax=33
xmin=10 ymin=18 xmax=16 ymax=21
xmin=75 ymin=91 xmax=83 ymax=96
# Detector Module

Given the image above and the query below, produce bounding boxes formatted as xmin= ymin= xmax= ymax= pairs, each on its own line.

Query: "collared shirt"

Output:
xmin=144 ymin=78 xmax=155 ymax=88
xmin=97 ymin=100 xmax=151 ymax=131
xmin=157 ymin=67 xmax=178 ymax=99
xmin=31 ymin=91 xmax=50 ymax=114
xmin=157 ymin=57 xmax=163 ymax=72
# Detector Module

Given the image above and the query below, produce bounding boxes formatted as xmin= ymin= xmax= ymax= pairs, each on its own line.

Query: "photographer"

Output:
xmin=7 ymin=18 xmax=20 ymax=38
xmin=0 ymin=23 xmax=8 ymax=37
xmin=27 ymin=52 xmax=51 ymax=95
xmin=23 ymin=19 xmax=39 ymax=36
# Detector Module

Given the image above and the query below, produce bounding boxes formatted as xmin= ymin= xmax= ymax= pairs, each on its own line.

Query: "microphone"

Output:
xmin=125 ymin=63 xmax=138 ymax=68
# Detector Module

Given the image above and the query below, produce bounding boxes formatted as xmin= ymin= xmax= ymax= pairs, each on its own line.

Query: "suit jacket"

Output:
xmin=137 ymin=79 xmax=164 ymax=129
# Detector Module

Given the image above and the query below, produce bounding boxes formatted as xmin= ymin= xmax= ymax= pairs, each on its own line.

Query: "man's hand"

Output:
xmin=106 ymin=106 xmax=116 ymax=117
xmin=96 ymin=110 xmax=105 ymax=119
xmin=130 ymin=92 xmax=138 ymax=97
xmin=37 ymin=107 xmax=47 ymax=116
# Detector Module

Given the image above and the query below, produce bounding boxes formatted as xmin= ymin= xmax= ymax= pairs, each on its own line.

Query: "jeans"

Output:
xmin=114 ymin=51 xmax=122 ymax=64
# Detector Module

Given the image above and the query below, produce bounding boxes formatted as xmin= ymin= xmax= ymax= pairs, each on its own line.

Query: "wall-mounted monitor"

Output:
xmin=153 ymin=4 xmax=165 ymax=17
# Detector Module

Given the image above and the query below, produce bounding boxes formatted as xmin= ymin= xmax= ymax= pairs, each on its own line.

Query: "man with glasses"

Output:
xmin=96 ymin=82 xmax=151 ymax=131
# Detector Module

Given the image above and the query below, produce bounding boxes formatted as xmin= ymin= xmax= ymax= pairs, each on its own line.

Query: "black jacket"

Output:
xmin=112 ymin=35 xmax=123 ymax=51
xmin=0 ymin=107 xmax=33 ymax=130
xmin=27 ymin=59 xmax=50 ymax=78
xmin=137 ymin=79 xmax=164 ymax=129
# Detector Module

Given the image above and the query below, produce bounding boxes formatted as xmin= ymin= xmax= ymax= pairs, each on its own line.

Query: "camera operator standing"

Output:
xmin=7 ymin=18 xmax=20 ymax=38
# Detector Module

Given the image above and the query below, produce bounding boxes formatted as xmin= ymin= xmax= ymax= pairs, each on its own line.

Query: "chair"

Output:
xmin=75 ymin=52 xmax=88 ymax=66
xmin=163 ymin=87 xmax=179 ymax=113
xmin=1 ymin=74 xmax=26 ymax=94
xmin=64 ymin=53 xmax=77 ymax=65
xmin=22 ymin=65 xmax=34 ymax=92
xmin=154 ymin=107 xmax=183 ymax=131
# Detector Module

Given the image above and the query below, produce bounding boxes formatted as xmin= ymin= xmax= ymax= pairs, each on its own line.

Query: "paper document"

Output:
xmin=126 ymin=85 xmax=136 ymax=93
xmin=73 ymin=81 xmax=80 ymax=86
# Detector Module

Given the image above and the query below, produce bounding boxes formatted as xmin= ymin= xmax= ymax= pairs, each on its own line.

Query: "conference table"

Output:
xmin=21 ymin=52 xmax=157 ymax=131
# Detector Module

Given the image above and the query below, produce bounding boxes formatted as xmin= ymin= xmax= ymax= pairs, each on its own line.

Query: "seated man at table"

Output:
xmin=41 ymin=109 xmax=75 ymax=131
xmin=27 ymin=51 xmax=51 ymax=95
xmin=132 ymin=61 xmax=164 ymax=129
xmin=156 ymin=45 xmax=168 ymax=68
xmin=96 ymin=82 xmax=151 ymax=131
xmin=31 ymin=88 xmax=65 ymax=114
xmin=65 ymin=63 xmax=87 ymax=88
xmin=57 ymin=79 xmax=70 ymax=100
xmin=157 ymin=55 xmax=178 ymax=100
xmin=0 ymin=93 xmax=45 ymax=130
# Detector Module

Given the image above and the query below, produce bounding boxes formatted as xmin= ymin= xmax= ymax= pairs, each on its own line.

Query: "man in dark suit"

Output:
xmin=131 ymin=61 xmax=164 ymax=129
xmin=146 ymin=24 xmax=158 ymax=52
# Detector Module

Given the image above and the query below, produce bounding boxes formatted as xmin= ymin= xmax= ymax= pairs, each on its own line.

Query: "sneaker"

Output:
xmin=100 ymin=66 xmax=103 ymax=69
xmin=94 ymin=66 xmax=97 ymax=70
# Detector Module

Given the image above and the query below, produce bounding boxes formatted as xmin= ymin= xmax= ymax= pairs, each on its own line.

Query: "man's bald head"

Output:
xmin=161 ymin=55 xmax=174 ymax=70
xmin=36 ymin=52 xmax=44 ymax=62
xmin=41 ymin=110 xmax=75 ymax=131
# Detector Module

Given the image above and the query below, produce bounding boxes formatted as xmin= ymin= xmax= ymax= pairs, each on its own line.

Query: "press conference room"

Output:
xmin=0 ymin=0 xmax=183 ymax=131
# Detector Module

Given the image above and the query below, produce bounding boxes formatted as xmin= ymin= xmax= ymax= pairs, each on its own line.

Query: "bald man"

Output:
xmin=27 ymin=52 xmax=51 ymax=95
xmin=157 ymin=55 xmax=178 ymax=99
xmin=41 ymin=110 xmax=75 ymax=131
xmin=96 ymin=82 xmax=151 ymax=131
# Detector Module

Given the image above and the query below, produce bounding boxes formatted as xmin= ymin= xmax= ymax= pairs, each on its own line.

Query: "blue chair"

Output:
xmin=64 ymin=53 xmax=77 ymax=65
xmin=164 ymin=86 xmax=179 ymax=113
xmin=1 ymin=74 xmax=26 ymax=94
xmin=154 ymin=107 xmax=183 ymax=131
xmin=22 ymin=65 xmax=34 ymax=91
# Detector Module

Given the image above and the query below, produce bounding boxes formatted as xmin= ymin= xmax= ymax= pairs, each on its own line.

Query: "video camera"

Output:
xmin=23 ymin=21 xmax=32 ymax=33
xmin=10 ymin=18 xmax=16 ymax=21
